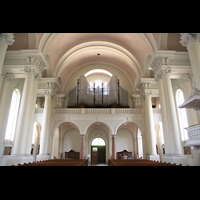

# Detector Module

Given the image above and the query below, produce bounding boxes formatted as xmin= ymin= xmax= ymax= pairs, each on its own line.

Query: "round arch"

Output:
xmin=52 ymin=119 xmax=82 ymax=138
xmin=114 ymin=118 xmax=144 ymax=136
xmin=83 ymin=119 xmax=113 ymax=136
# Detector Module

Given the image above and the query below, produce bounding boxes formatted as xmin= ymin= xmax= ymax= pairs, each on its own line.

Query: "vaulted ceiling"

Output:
xmin=8 ymin=33 xmax=187 ymax=91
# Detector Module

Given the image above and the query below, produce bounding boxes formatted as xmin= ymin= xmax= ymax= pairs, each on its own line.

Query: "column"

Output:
xmin=37 ymin=90 xmax=52 ymax=160
xmin=180 ymin=33 xmax=200 ymax=90
xmin=155 ymin=76 xmax=170 ymax=154
xmin=0 ymin=74 xmax=13 ymax=159
xmin=161 ymin=69 xmax=182 ymax=155
xmin=12 ymin=68 xmax=35 ymax=156
xmin=0 ymin=34 xmax=15 ymax=77
xmin=143 ymin=91 xmax=159 ymax=161
xmin=80 ymin=135 xmax=85 ymax=159
xmin=112 ymin=135 xmax=116 ymax=159
xmin=25 ymin=75 xmax=40 ymax=155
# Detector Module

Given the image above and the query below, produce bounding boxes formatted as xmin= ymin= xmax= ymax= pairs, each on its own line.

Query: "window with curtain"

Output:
xmin=176 ymin=89 xmax=188 ymax=141
xmin=5 ymin=89 xmax=20 ymax=141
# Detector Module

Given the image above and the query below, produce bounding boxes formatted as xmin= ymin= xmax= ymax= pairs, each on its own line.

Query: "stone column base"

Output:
xmin=145 ymin=154 xmax=160 ymax=161
xmin=1 ymin=155 xmax=34 ymax=166
xmin=162 ymin=154 xmax=188 ymax=166
xmin=36 ymin=154 xmax=50 ymax=162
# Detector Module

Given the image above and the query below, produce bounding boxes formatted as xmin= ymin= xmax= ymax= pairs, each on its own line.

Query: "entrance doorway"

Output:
xmin=91 ymin=137 xmax=106 ymax=164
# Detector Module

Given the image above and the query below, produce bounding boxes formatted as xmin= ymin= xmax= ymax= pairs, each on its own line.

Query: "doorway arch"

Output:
xmin=91 ymin=137 xmax=106 ymax=164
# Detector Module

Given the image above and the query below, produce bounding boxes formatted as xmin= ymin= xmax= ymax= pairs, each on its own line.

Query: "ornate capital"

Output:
xmin=131 ymin=94 xmax=142 ymax=108
xmin=44 ymin=90 xmax=52 ymax=97
xmin=180 ymin=33 xmax=200 ymax=49
xmin=137 ymin=82 xmax=152 ymax=99
xmin=24 ymin=67 xmax=35 ymax=77
xmin=0 ymin=33 xmax=15 ymax=48
xmin=54 ymin=94 xmax=66 ymax=108
xmin=161 ymin=68 xmax=172 ymax=77
xmin=0 ymin=69 xmax=7 ymax=80
xmin=183 ymin=71 xmax=193 ymax=86
xmin=26 ymin=56 xmax=47 ymax=76
xmin=4 ymin=73 xmax=13 ymax=84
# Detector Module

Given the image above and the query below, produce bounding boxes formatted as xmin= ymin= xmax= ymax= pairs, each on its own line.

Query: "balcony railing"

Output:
xmin=185 ymin=124 xmax=200 ymax=146
xmin=35 ymin=108 xmax=161 ymax=115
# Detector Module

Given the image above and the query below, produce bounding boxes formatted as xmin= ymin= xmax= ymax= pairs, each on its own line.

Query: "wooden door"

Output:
xmin=91 ymin=146 xmax=98 ymax=164
xmin=98 ymin=146 xmax=106 ymax=163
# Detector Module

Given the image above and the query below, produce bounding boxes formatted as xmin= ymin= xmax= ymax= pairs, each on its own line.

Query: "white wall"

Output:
xmin=62 ymin=128 xmax=80 ymax=156
xmin=116 ymin=128 xmax=134 ymax=154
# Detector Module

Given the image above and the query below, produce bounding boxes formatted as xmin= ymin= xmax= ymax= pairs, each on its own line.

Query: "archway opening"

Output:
xmin=91 ymin=137 xmax=106 ymax=164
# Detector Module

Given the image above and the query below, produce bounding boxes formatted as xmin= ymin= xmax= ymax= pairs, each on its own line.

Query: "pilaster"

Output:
xmin=80 ymin=135 xmax=85 ymax=159
xmin=112 ymin=135 xmax=116 ymax=159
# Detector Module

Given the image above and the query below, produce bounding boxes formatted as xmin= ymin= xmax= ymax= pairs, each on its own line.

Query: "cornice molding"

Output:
xmin=3 ymin=50 xmax=50 ymax=78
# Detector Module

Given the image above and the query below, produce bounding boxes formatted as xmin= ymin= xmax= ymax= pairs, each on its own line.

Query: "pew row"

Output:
xmin=15 ymin=159 xmax=88 ymax=166
xmin=108 ymin=159 xmax=183 ymax=166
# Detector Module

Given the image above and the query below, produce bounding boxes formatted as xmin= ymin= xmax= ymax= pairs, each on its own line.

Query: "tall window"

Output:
xmin=176 ymin=89 xmax=188 ymax=141
xmin=137 ymin=128 xmax=143 ymax=159
xmin=5 ymin=89 xmax=20 ymax=141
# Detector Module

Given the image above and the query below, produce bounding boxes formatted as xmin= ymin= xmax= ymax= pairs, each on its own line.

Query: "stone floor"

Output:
xmin=89 ymin=163 xmax=108 ymax=166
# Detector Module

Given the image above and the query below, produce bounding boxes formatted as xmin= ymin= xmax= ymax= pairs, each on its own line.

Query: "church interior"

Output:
xmin=0 ymin=33 xmax=200 ymax=166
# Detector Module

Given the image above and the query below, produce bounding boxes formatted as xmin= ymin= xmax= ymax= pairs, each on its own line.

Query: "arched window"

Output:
xmin=137 ymin=128 xmax=143 ymax=158
xmin=91 ymin=137 xmax=105 ymax=146
xmin=5 ymin=89 xmax=20 ymax=141
xmin=176 ymin=89 xmax=188 ymax=141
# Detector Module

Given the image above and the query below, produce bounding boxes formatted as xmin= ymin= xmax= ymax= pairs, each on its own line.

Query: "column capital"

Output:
xmin=54 ymin=94 xmax=66 ymax=108
xmin=44 ymin=90 xmax=52 ymax=97
xmin=0 ymin=33 xmax=15 ymax=48
xmin=183 ymin=71 xmax=193 ymax=86
xmin=4 ymin=73 xmax=13 ymax=84
xmin=137 ymin=82 xmax=152 ymax=99
xmin=180 ymin=33 xmax=200 ymax=49
xmin=24 ymin=67 xmax=35 ymax=77
xmin=0 ymin=70 xmax=13 ymax=84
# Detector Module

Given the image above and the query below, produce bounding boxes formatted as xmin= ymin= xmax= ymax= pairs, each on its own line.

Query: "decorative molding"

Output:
xmin=180 ymin=33 xmax=200 ymax=49
xmin=185 ymin=124 xmax=200 ymax=146
xmin=183 ymin=71 xmax=193 ymax=86
xmin=0 ymin=69 xmax=7 ymax=80
xmin=4 ymin=139 xmax=14 ymax=146
xmin=44 ymin=90 xmax=52 ymax=97
xmin=131 ymin=94 xmax=142 ymax=108
xmin=4 ymin=73 xmax=13 ymax=84
xmin=3 ymin=50 xmax=50 ymax=79
xmin=0 ymin=33 xmax=15 ymax=48
xmin=24 ymin=67 xmax=35 ymax=77
xmin=54 ymin=94 xmax=66 ymax=108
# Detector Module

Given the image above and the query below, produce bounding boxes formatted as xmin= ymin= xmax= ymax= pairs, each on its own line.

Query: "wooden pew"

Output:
xmin=15 ymin=159 xmax=88 ymax=166
xmin=108 ymin=159 xmax=182 ymax=166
